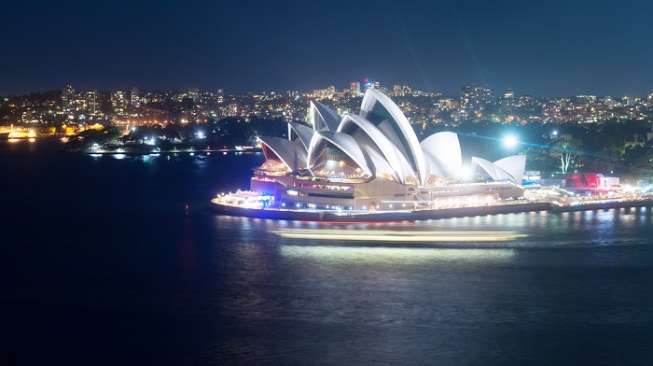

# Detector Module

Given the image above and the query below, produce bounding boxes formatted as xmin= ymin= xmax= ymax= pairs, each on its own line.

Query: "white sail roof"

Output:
xmin=494 ymin=155 xmax=526 ymax=184
xmin=258 ymin=89 xmax=527 ymax=188
xmin=288 ymin=122 xmax=314 ymax=151
xmin=472 ymin=157 xmax=501 ymax=181
xmin=358 ymin=139 xmax=397 ymax=181
xmin=337 ymin=113 xmax=415 ymax=183
xmin=376 ymin=119 xmax=410 ymax=160
xmin=420 ymin=131 xmax=463 ymax=178
xmin=422 ymin=154 xmax=446 ymax=177
xmin=359 ymin=88 xmax=427 ymax=185
xmin=258 ymin=136 xmax=307 ymax=172
xmin=471 ymin=155 xmax=526 ymax=184
xmin=307 ymin=131 xmax=372 ymax=177
xmin=308 ymin=101 xmax=340 ymax=131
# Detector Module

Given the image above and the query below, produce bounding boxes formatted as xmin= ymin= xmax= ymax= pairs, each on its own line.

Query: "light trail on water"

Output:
xmin=273 ymin=229 xmax=526 ymax=242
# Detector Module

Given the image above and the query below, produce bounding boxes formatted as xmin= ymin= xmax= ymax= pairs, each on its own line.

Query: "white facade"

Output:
xmin=308 ymin=101 xmax=340 ymax=131
xmin=420 ymin=132 xmax=463 ymax=178
xmin=471 ymin=155 xmax=526 ymax=185
xmin=288 ymin=122 xmax=314 ymax=150
xmin=307 ymin=131 xmax=373 ymax=178
xmin=258 ymin=89 xmax=526 ymax=186
xmin=360 ymin=89 xmax=428 ymax=185
xmin=259 ymin=136 xmax=307 ymax=172
xmin=337 ymin=113 xmax=414 ymax=183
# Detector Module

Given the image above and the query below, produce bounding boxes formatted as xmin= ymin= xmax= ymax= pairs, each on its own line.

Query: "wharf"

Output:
xmin=211 ymin=197 xmax=653 ymax=222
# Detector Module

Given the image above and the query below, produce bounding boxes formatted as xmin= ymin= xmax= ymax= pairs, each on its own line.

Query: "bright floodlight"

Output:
xmin=195 ymin=131 xmax=206 ymax=139
xmin=502 ymin=134 xmax=519 ymax=149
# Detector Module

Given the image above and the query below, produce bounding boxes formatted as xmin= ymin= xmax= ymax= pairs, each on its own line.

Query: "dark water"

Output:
xmin=3 ymin=140 xmax=653 ymax=365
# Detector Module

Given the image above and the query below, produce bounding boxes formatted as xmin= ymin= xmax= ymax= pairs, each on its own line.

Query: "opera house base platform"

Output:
xmin=211 ymin=193 xmax=653 ymax=223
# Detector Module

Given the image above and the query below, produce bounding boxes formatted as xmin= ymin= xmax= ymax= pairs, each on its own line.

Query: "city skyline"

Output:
xmin=3 ymin=81 xmax=653 ymax=128
xmin=4 ymin=80 xmax=653 ymax=99
xmin=2 ymin=0 xmax=652 ymax=96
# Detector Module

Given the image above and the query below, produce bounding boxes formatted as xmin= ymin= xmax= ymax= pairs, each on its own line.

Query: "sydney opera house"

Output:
xmin=217 ymin=88 xmax=527 ymax=213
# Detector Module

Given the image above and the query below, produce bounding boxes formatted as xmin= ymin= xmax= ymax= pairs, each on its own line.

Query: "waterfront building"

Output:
xmin=251 ymin=89 xmax=526 ymax=211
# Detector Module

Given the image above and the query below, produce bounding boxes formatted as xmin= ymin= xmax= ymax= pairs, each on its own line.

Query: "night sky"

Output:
xmin=1 ymin=0 xmax=652 ymax=96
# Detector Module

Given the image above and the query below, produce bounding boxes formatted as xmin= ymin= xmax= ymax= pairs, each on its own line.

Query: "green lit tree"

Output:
xmin=550 ymin=134 xmax=583 ymax=174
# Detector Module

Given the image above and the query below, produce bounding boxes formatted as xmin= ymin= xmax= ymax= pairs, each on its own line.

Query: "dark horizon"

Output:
xmin=1 ymin=0 xmax=652 ymax=97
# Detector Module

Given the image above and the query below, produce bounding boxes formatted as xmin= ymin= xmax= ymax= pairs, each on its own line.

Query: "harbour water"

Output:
xmin=4 ymin=140 xmax=653 ymax=365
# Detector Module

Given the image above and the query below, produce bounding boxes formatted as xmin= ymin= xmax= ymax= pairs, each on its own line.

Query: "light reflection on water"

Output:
xmin=215 ymin=207 xmax=653 ymax=251
xmin=273 ymin=229 xmax=526 ymax=242
xmin=206 ymin=204 xmax=653 ymax=365
xmin=280 ymin=245 xmax=515 ymax=264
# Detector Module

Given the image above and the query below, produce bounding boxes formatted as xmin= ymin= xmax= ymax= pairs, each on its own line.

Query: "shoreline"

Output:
xmin=82 ymin=148 xmax=260 ymax=156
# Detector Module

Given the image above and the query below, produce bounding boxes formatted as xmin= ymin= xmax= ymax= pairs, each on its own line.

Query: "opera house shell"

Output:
xmin=253 ymin=88 xmax=526 ymax=211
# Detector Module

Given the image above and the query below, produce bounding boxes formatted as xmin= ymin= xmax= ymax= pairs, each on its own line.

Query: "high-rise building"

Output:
xmin=188 ymin=89 xmax=200 ymax=102
xmin=623 ymin=96 xmax=636 ymax=106
xmin=393 ymin=85 xmax=403 ymax=97
xmin=500 ymin=90 xmax=515 ymax=107
xmin=350 ymin=81 xmax=361 ymax=96
xmin=460 ymin=85 xmax=492 ymax=112
xmin=392 ymin=85 xmax=412 ymax=97
xmin=111 ymin=90 xmax=128 ymax=115
xmin=130 ymin=87 xmax=141 ymax=108
xmin=84 ymin=90 xmax=99 ymax=114
xmin=61 ymin=84 xmax=75 ymax=112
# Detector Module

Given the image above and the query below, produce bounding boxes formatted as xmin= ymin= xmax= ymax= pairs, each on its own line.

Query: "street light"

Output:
xmin=502 ymin=134 xmax=519 ymax=149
